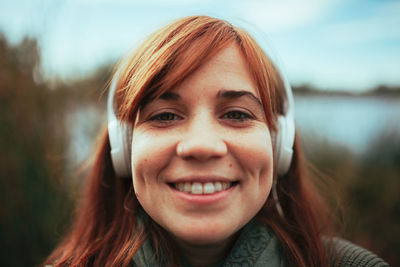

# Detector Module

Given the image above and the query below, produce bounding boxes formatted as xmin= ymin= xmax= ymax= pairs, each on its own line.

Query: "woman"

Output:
xmin=45 ymin=16 xmax=388 ymax=266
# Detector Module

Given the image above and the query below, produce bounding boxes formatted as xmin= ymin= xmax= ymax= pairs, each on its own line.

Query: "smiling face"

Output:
xmin=131 ymin=43 xmax=274 ymax=245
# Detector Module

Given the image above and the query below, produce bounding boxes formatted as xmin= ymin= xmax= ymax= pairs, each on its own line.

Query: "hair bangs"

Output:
xmin=116 ymin=16 xmax=240 ymax=125
xmin=114 ymin=16 xmax=284 ymax=134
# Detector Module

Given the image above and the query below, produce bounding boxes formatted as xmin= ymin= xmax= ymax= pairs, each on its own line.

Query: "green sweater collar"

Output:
xmin=132 ymin=219 xmax=286 ymax=267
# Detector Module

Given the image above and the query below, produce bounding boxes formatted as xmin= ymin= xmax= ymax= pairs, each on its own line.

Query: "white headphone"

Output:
xmin=107 ymin=71 xmax=132 ymax=177
xmin=107 ymin=25 xmax=295 ymax=178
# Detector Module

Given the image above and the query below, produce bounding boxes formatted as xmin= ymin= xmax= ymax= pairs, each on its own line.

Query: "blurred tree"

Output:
xmin=0 ymin=32 xmax=112 ymax=266
xmin=301 ymin=131 xmax=400 ymax=266
xmin=0 ymin=34 xmax=72 ymax=267
xmin=346 ymin=131 xmax=400 ymax=265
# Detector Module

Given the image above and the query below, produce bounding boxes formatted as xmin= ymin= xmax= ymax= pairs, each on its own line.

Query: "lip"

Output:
xmin=166 ymin=175 xmax=236 ymax=184
xmin=167 ymin=181 xmax=238 ymax=206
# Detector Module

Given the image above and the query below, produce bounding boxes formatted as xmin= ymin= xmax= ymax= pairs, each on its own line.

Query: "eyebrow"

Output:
xmin=152 ymin=89 xmax=263 ymax=108
xmin=158 ymin=91 xmax=181 ymax=100
xmin=140 ymin=91 xmax=180 ymax=109
xmin=217 ymin=89 xmax=263 ymax=107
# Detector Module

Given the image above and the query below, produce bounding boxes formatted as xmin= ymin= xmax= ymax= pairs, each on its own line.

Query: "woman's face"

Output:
xmin=131 ymin=43 xmax=274 ymax=245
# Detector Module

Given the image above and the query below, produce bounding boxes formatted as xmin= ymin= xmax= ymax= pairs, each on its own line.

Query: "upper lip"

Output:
xmin=166 ymin=175 xmax=237 ymax=184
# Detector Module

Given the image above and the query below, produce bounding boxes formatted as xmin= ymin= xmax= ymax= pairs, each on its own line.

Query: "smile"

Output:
xmin=170 ymin=181 xmax=238 ymax=195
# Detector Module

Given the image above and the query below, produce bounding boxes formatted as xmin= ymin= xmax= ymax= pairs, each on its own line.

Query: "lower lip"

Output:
xmin=168 ymin=184 xmax=238 ymax=205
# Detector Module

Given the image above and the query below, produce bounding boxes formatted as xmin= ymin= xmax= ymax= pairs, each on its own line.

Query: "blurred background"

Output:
xmin=0 ymin=0 xmax=399 ymax=266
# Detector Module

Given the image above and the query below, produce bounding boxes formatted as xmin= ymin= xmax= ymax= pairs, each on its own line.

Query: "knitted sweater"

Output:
xmin=330 ymin=237 xmax=389 ymax=267
xmin=132 ymin=220 xmax=390 ymax=267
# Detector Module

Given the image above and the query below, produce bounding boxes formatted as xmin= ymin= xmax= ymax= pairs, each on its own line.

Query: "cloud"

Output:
xmin=322 ymin=1 xmax=400 ymax=45
xmin=236 ymin=0 xmax=342 ymax=32
xmin=71 ymin=0 xmax=213 ymax=4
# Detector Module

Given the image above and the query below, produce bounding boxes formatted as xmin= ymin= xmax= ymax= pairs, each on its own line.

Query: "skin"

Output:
xmin=131 ymin=43 xmax=274 ymax=266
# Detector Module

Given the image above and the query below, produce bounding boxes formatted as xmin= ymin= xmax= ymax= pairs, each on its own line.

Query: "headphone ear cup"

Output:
xmin=107 ymin=70 xmax=132 ymax=178
xmin=276 ymin=115 xmax=294 ymax=176
xmin=108 ymin=120 xmax=131 ymax=177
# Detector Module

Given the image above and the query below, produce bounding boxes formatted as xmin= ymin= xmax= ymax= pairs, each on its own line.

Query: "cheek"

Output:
xmin=232 ymin=127 xmax=274 ymax=179
xmin=230 ymin=127 xmax=274 ymax=204
xmin=130 ymin=130 xmax=176 ymax=191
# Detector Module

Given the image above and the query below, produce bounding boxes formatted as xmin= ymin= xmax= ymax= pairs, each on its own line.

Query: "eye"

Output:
xmin=222 ymin=110 xmax=254 ymax=121
xmin=149 ymin=112 xmax=182 ymax=122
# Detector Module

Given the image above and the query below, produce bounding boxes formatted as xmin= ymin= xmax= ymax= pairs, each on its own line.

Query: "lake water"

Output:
xmin=67 ymin=95 xmax=400 ymax=167
xmin=294 ymin=95 xmax=400 ymax=155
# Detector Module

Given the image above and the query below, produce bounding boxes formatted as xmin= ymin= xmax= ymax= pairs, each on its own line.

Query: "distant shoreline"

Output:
xmin=293 ymin=85 xmax=400 ymax=98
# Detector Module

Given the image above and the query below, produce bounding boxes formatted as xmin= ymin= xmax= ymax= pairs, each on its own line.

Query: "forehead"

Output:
xmin=171 ymin=43 xmax=259 ymax=99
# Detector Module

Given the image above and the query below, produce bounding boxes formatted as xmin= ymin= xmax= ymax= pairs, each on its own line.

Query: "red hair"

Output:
xmin=45 ymin=16 xmax=334 ymax=267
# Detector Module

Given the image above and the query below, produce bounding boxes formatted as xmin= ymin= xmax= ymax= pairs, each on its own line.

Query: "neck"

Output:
xmin=173 ymin=234 xmax=239 ymax=267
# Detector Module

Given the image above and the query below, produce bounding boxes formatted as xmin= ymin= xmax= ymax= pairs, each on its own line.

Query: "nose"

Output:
xmin=176 ymin=114 xmax=228 ymax=161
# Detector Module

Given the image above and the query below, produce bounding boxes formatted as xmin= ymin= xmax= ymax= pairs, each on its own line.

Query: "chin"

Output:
xmin=168 ymin=218 xmax=244 ymax=246
xmin=175 ymin=230 xmax=236 ymax=246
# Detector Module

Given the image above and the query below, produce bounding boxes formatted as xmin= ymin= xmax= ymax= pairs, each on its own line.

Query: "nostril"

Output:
xmin=176 ymin=139 xmax=228 ymax=161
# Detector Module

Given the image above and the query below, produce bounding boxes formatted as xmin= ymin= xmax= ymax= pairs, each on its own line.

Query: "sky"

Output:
xmin=1 ymin=0 xmax=400 ymax=92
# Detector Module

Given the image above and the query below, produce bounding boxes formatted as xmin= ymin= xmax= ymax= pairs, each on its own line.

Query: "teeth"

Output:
xmin=183 ymin=182 xmax=191 ymax=193
xmin=174 ymin=181 xmax=233 ymax=194
xmin=203 ymin=182 xmax=214 ymax=194
xmin=191 ymin=182 xmax=203 ymax=194
xmin=214 ymin=182 xmax=222 ymax=191
xmin=177 ymin=183 xmax=185 ymax=191
xmin=222 ymin=182 xmax=229 ymax=190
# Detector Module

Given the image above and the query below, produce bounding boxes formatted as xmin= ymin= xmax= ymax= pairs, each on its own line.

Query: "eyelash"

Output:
xmin=149 ymin=110 xmax=254 ymax=123
xmin=221 ymin=110 xmax=254 ymax=121
xmin=149 ymin=112 xmax=182 ymax=122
